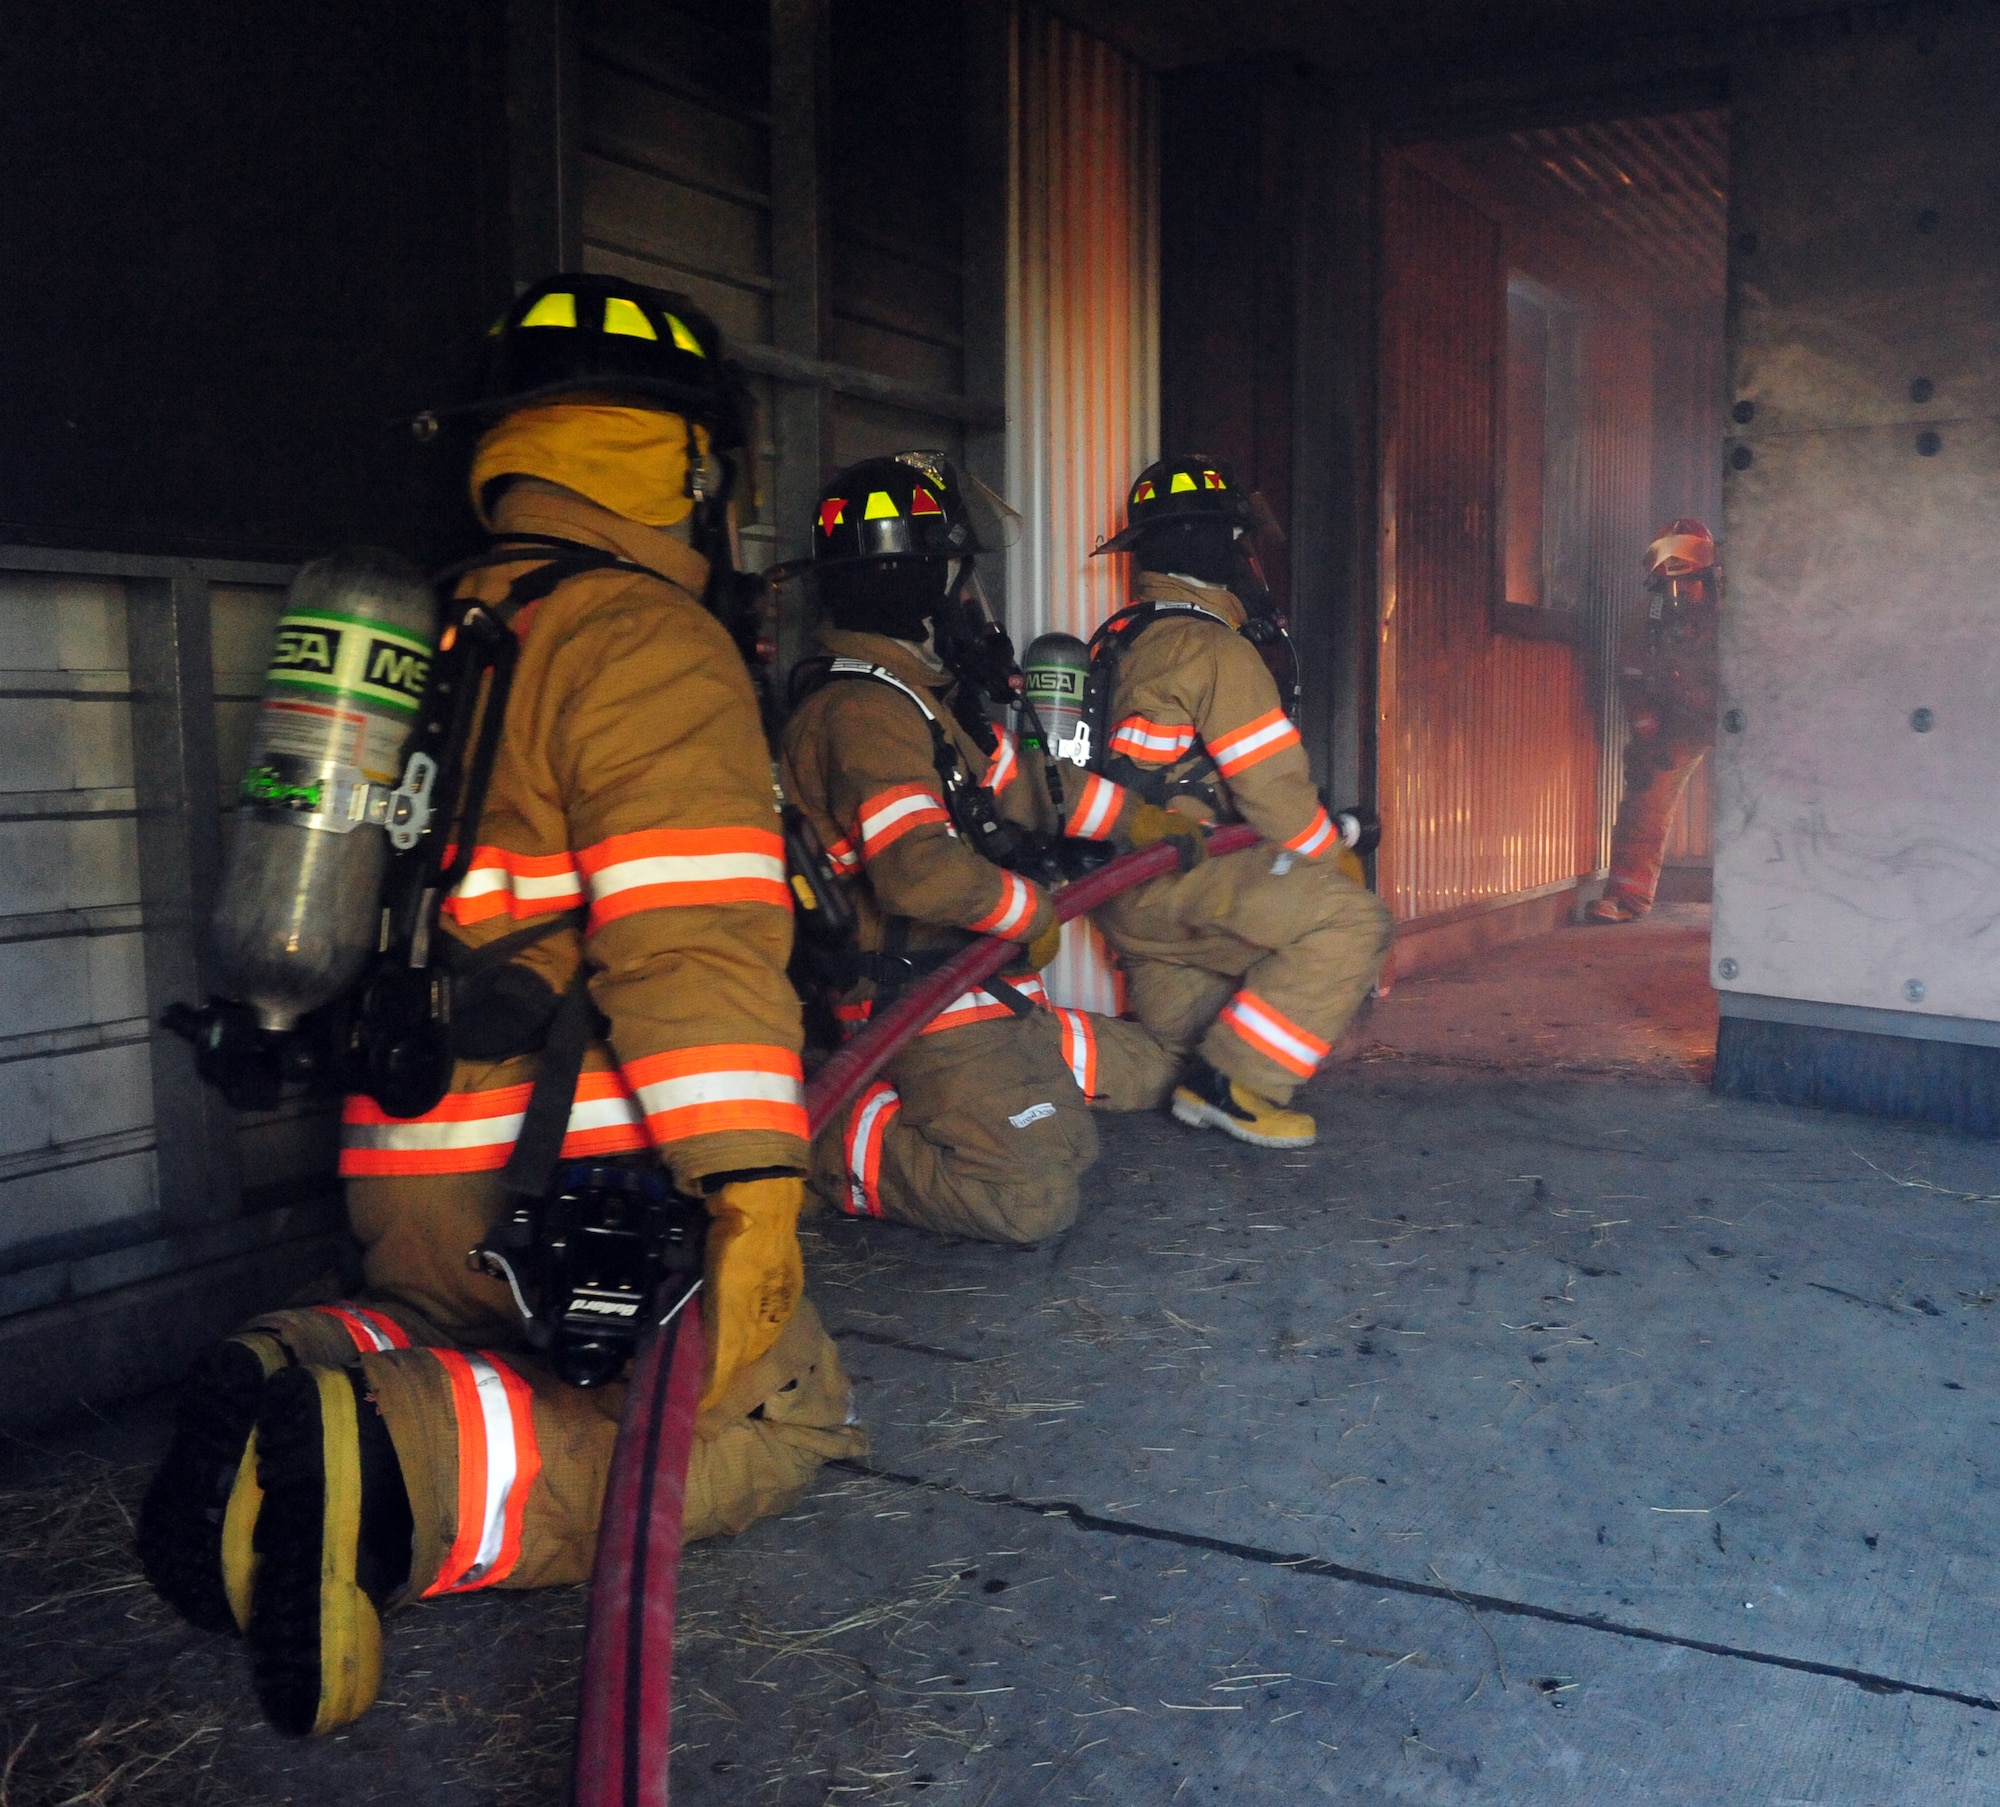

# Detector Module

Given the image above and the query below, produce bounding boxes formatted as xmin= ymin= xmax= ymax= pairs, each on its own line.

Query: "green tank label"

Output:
xmin=1023 ymin=665 xmax=1085 ymax=701
xmin=266 ymin=610 xmax=431 ymax=716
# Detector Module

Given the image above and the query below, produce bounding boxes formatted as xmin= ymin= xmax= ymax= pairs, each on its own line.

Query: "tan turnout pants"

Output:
xmin=810 ymin=1008 xmax=1156 ymax=1245
xmin=1604 ymin=730 xmax=1708 ymax=912
xmin=1096 ymin=843 xmax=1393 ymax=1104
xmin=231 ymin=1172 xmax=864 ymax=1597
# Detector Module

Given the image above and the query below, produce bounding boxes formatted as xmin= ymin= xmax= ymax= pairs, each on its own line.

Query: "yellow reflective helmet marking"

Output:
xmin=863 ymin=491 xmax=900 ymax=520
xmin=1168 ymin=471 xmax=1198 ymax=493
xmin=1132 ymin=478 xmax=1156 ymax=503
xmin=602 ymin=296 xmax=658 ymax=340
xmin=819 ymin=498 xmax=847 ymax=534
xmin=909 ymin=486 xmax=944 ymax=517
xmin=519 ymin=291 xmax=577 ymax=329
xmin=663 ymin=313 xmax=706 ymax=356
xmin=1203 ymin=469 xmax=1226 ymax=489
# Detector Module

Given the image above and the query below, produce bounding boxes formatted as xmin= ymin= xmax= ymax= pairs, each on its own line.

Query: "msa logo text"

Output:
xmin=272 ymin=625 xmax=341 ymax=674
xmin=569 ymin=1297 xmax=639 ymax=1318
xmin=365 ymin=640 xmax=430 ymax=701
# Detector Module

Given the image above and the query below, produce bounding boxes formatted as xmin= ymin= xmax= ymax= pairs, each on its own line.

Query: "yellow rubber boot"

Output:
xmin=248 ymin=1366 xmax=410 ymax=1736
xmin=1171 ymin=1058 xmax=1317 ymax=1149
xmin=137 ymin=1331 xmax=286 ymax=1636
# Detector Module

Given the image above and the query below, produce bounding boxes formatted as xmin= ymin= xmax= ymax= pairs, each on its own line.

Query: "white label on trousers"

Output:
xmin=1009 ymin=1101 xmax=1057 ymax=1128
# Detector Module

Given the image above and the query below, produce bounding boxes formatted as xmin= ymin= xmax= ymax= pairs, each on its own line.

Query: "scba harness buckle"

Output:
xmin=471 ymin=1162 xmax=708 ymax=1389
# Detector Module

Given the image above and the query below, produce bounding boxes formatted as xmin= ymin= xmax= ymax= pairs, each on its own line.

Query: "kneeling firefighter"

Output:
xmin=1080 ymin=453 xmax=1393 ymax=1149
xmin=137 ymin=274 xmax=862 ymax=1738
xmin=780 ymin=453 xmax=1194 ymax=1245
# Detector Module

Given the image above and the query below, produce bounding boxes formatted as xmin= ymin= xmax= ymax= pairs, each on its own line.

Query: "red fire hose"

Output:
xmin=805 ymin=823 xmax=1259 ymax=1137
xmin=574 ymin=823 xmax=1260 ymax=1804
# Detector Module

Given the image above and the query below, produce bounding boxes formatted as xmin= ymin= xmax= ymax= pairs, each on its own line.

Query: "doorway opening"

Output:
xmin=1371 ymin=106 xmax=1727 ymax=1077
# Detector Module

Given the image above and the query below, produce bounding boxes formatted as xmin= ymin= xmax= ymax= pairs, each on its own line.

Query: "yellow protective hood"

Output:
xmin=469 ymin=404 xmax=710 ymax=530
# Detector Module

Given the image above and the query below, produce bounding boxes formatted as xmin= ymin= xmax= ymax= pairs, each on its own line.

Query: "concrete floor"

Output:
xmin=8 ymin=905 xmax=2000 ymax=1803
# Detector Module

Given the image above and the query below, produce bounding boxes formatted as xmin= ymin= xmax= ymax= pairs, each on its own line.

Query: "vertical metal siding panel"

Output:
xmin=1007 ymin=8 xmax=1157 ymax=1008
xmin=1380 ymin=158 xmax=1591 ymax=924
xmin=1580 ymin=310 xmax=1656 ymax=871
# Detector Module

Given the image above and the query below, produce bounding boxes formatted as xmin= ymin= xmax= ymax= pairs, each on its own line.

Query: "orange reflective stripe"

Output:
xmin=826 ymin=833 xmax=859 ymax=874
xmin=1108 ymin=714 xmax=1196 ymax=765
xmin=621 ymin=1043 xmax=807 ymax=1144
xmin=577 ymin=826 xmax=788 ymax=929
xmin=842 ymin=1081 xmax=901 ymax=1216
xmin=1209 ymin=707 xmax=1301 ymax=778
xmin=1065 ymin=772 xmax=1127 ymax=841
xmin=1218 ymin=989 xmax=1331 ymax=1079
xmin=443 ymin=845 xmax=584 ymax=926
xmin=836 ymin=978 xmax=1047 ymax=1039
xmin=968 ymin=871 xmax=1036 ymax=937
xmin=338 ymin=1071 xmax=646 ymax=1177
xmin=982 ymin=725 xmax=1020 ymax=795
xmin=424 ymin=1351 xmax=541 ymax=1596
xmin=1285 ymin=806 xmax=1337 ymax=858
xmin=315 ymin=1304 xmax=411 ymax=1354
xmin=855 ymin=783 xmax=950 ymax=859
xmin=1054 ymin=1008 xmax=1098 ymax=1097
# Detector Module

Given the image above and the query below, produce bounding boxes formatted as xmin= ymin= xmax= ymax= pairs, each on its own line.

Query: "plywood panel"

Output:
xmin=1713 ymin=12 xmax=2000 ymax=1023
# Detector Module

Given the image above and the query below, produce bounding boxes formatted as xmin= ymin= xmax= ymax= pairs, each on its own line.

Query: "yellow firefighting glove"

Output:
xmin=1123 ymin=801 xmax=1208 ymax=871
xmin=701 ymin=1175 xmax=805 ymax=1412
xmin=1024 ymin=919 xmax=1064 ymax=971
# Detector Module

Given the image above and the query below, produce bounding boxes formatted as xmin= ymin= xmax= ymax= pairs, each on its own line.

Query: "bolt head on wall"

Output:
xmin=1717 ymin=957 xmax=1740 ymax=982
xmin=1904 ymin=979 xmax=1927 ymax=1003
xmin=1911 ymin=707 xmax=1935 ymax=732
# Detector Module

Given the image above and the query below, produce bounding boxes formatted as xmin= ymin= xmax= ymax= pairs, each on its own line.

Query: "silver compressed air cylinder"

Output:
xmin=210 ymin=548 xmax=436 ymax=1032
xmin=1021 ymin=631 xmax=1091 ymax=766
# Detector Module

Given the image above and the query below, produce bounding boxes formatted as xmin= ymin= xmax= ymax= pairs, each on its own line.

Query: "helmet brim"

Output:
xmin=1091 ymin=521 xmax=1151 ymax=556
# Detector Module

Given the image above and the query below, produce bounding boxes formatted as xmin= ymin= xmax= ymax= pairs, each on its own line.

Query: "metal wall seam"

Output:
xmin=1005 ymin=6 xmax=1158 ymax=1011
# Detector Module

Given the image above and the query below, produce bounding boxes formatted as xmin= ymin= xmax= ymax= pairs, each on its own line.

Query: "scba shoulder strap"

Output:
xmin=1085 ymin=601 xmax=1229 ymax=810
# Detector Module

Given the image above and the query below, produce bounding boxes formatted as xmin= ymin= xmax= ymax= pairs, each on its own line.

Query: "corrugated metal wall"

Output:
xmin=0 ymin=571 xmax=338 ymax=1305
xmin=0 ymin=576 xmax=152 ymax=1278
xmin=1377 ymin=156 xmax=1595 ymax=924
xmin=1005 ymin=5 xmax=1157 ymax=1009
xmin=1580 ymin=304 xmax=1658 ymax=871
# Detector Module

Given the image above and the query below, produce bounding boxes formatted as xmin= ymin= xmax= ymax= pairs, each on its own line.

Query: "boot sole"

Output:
xmin=1170 ymin=1090 xmax=1316 ymax=1149
xmin=249 ymin=1367 xmax=383 ymax=1737
xmin=136 ymin=1338 xmax=272 ymax=1636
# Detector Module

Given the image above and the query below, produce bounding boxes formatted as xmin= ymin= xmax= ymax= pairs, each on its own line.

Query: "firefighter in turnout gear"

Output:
xmin=1586 ymin=519 xmax=1720 ymax=923
xmin=1085 ymin=453 xmax=1393 ymax=1149
xmin=136 ymin=275 xmax=862 ymax=1738
xmin=782 ymin=454 xmax=1179 ymax=1244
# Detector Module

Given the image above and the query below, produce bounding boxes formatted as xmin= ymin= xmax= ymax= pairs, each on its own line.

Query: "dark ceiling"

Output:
xmin=1409 ymin=109 xmax=1731 ymax=305
xmin=1057 ymin=0 xmax=1831 ymax=72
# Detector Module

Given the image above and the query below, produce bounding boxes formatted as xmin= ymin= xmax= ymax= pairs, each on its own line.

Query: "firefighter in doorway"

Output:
xmin=137 ymin=275 xmax=862 ymax=1738
xmin=1083 ymin=454 xmax=1393 ymax=1151
xmin=783 ymin=453 xmax=1186 ymax=1245
xmin=1586 ymin=518 xmax=1720 ymax=923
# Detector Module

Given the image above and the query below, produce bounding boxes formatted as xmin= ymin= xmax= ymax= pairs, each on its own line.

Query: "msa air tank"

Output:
xmin=210 ymin=549 xmax=436 ymax=1031
xmin=1020 ymin=631 xmax=1092 ymax=766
